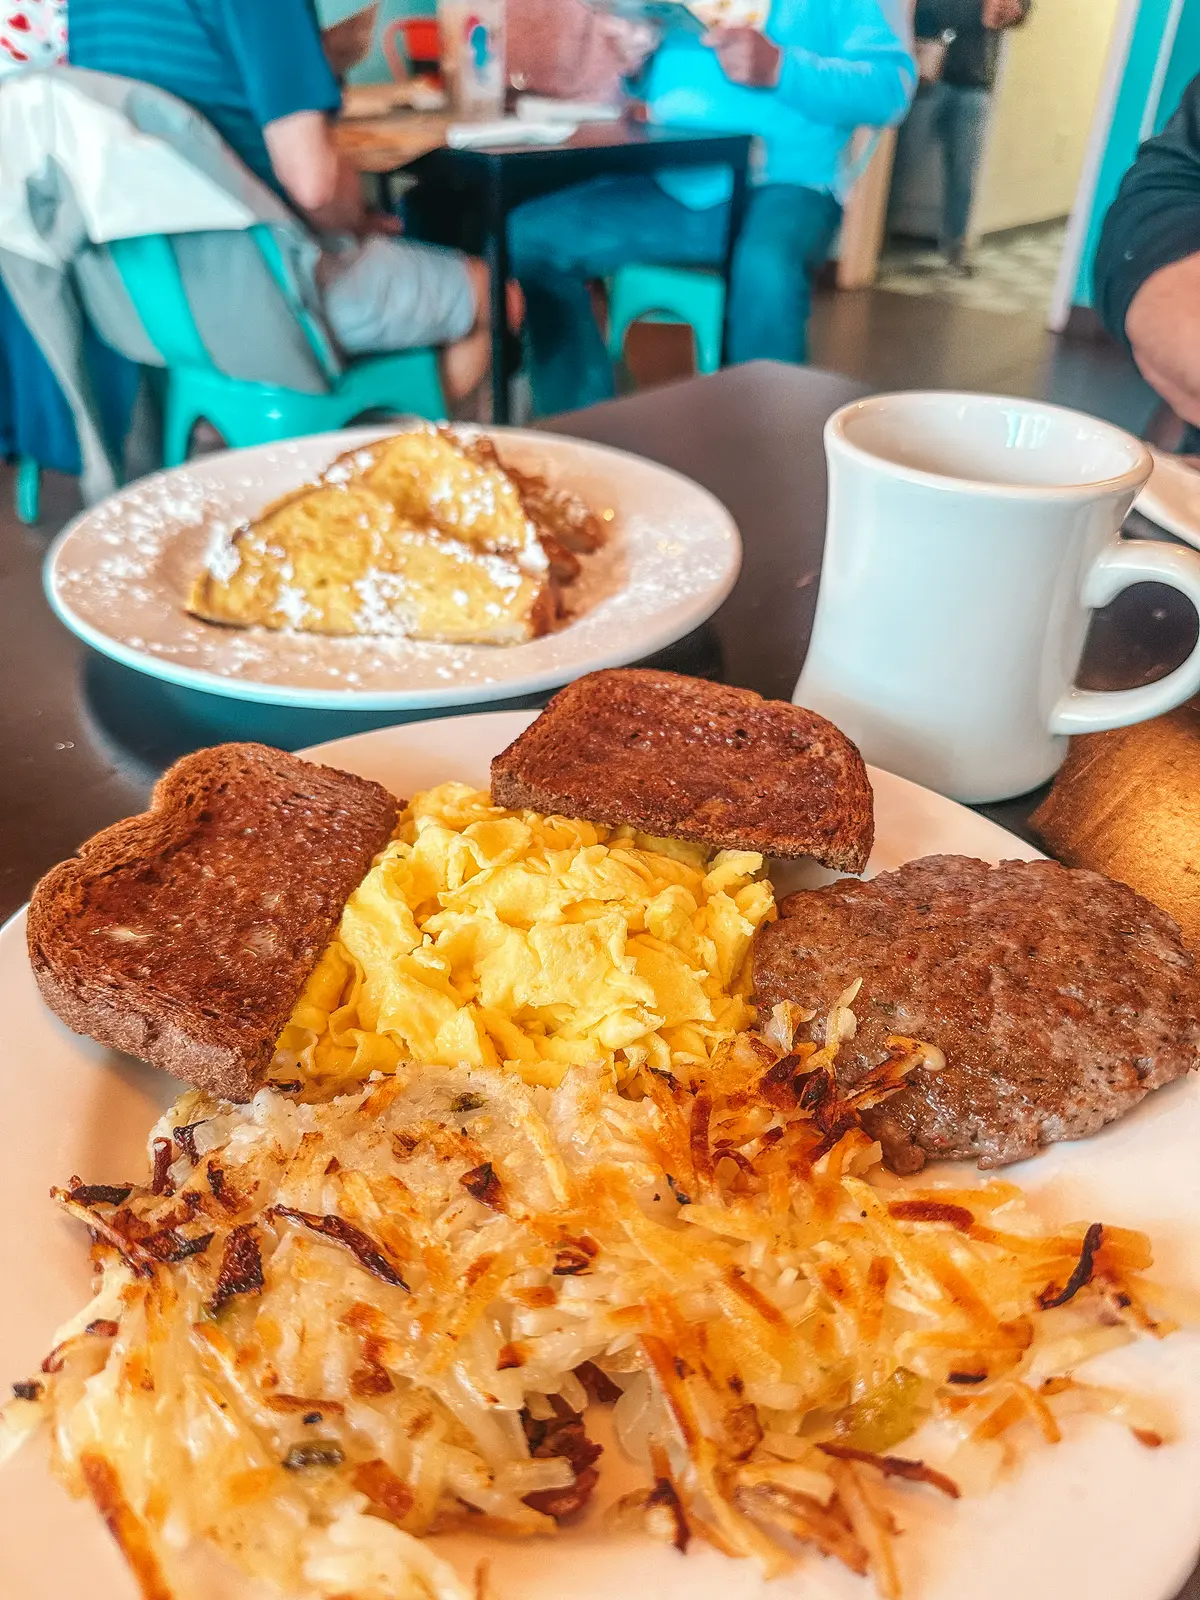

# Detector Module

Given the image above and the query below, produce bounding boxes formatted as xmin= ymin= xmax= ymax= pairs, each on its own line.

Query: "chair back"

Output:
xmin=104 ymin=233 xmax=212 ymax=368
xmin=106 ymin=225 xmax=340 ymax=383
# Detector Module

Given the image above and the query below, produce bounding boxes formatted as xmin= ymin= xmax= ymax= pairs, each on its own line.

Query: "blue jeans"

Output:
xmin=927 ymin=82 xmax=991 ymax=249
xmin=507 ymin=176 xmax=841 ymax=416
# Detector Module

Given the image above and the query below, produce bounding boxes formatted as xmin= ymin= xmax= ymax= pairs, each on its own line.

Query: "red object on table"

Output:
xmin=384 ymin=15 xmax=441 ymax=77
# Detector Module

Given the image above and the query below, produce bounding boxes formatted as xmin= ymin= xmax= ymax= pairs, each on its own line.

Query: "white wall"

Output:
xmin=973 ymin=0 xmax=1126 ymax=236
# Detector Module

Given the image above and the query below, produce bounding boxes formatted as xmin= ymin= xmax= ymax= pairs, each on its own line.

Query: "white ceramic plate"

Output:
xmin=1135 ymin=449 xmax=1200 ymax=550
xmin=2 ymin=711 xmax=1199 ymax=1600
xmin=44 ymin=427 xmax=742 ymax=710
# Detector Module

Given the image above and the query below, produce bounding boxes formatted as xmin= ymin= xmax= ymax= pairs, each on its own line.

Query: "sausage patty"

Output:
xmin=753 ymin=855 xmax=1200 ymax=1172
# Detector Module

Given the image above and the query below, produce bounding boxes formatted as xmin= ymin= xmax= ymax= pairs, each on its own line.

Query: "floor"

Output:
xmin=622 ymin=279 xmax=1157 ymax=440
xmin=5 ymin=279 xmax=1159 ymax=531
xmin=877 ymin=219 xmax=1070 ymax=318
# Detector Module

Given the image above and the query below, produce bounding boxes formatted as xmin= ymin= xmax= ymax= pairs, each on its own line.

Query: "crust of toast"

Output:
xmin=27 ymin=744 xmax=398 ymax=1101
xmin=490 ymin=669 xmax=874 ymax=871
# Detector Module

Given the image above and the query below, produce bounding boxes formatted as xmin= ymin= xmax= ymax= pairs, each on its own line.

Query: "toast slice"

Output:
xmin=490 ymin=669 xmax=874 ymax=871
xmin=27 ymin=744 xmax=398 ymax=1101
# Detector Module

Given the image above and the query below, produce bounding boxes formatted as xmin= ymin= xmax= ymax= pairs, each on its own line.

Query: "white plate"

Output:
xmin=1134 ymin=448 xmax=1200 ymax=550
xmin=2 ymin=712 xmax=1199 ymax=1600
xmin=44 ymin=427 xmax=742 ymax=710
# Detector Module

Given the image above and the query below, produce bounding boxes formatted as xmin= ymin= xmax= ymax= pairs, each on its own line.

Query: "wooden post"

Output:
xmin=836 ymin=126 xmax=899 ymax=290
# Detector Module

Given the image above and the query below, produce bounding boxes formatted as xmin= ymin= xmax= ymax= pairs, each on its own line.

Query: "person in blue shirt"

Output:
xmin=508 ymin=0 xmax=915 ymax=415
xmin=68 ymin=0 xmax=515 ymax=404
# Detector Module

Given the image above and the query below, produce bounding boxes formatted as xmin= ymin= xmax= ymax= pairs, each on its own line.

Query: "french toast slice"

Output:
xmin=324 ymin=428 xmax=547 ymax=568
xmin=490 ymin=668 xmax=874 ymax=871
xmin=27 ymin=744 xmax=398 ymax=1100
xmin=462 ymin=435 xmax=606 ymax=554
xmin=188 ymin=482 xmax=555 ymax=644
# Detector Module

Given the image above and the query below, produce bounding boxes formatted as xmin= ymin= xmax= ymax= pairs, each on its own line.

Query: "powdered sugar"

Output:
xmin=46 ymin=424 xmax=740 ymax=708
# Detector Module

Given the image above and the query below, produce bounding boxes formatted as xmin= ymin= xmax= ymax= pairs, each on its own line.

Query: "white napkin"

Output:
xmin=516 ymin=96 xmax=620 ymax=124
xmin=446 ymin=118 xmax=577 ymax=148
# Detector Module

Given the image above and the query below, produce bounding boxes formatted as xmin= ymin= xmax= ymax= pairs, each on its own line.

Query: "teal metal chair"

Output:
xmin=607 ymin=264 xmax=726 ymax=377
xmin=108 ymin=225 xmax=446 ymax=467
xmin=14 ymin=456 xmax=40 ymax=523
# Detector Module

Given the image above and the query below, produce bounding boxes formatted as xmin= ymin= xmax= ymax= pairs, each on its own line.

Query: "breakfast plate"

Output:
xmin=44 ymin=427 xmax=742 ymax=711
xmin=1134 ymin=448 xmax=1200 ymax=550
xmin=2 ymin=710 xmax=1199 ymax=1600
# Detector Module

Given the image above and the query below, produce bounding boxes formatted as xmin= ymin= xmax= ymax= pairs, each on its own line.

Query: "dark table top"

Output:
xmin=398 ymin=122 xmax=754 ymax=229
xmin=2 ymin=359 xmax=1199 ymax=1597
xmin=2 ymin=358 xmax=1196 ymax=922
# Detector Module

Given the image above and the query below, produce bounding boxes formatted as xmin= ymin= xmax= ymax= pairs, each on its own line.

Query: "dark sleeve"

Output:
xmin=215 ymin=0 xmax=341 ymax=128
xmin=1094 ymin=72 xmax=1200 ymax=344
xmin=914 ymin=0 xmax=983 ymax=35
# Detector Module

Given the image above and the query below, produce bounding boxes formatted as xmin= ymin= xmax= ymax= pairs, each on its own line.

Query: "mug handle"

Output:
xmin=1050 ymin=539 xmax=1200 ymax=735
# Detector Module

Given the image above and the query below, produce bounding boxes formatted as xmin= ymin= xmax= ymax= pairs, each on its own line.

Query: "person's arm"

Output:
xmin=1094 ymin=73 xmax=1200 ymax=425
xmin=214 ymin=0 xmax=358 ymax=225
xmin=708 ymin=0 xmax=916 ymax=128
xmin=263 ymin=111 xmax=365 ymax=229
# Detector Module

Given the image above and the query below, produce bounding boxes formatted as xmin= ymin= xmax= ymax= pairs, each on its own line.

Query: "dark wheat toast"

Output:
xmin=490 ymin=669 xmax=874 ymax=872
xmin=27 ymin=744 xmax=398 ymax=1102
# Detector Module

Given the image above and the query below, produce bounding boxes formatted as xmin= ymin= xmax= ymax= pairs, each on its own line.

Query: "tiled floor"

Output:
xmin=877 ymin=219 xmax=1069 ymax=318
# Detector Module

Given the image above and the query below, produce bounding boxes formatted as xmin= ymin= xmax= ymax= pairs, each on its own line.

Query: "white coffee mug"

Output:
xmin=794 ymin=392 xmax=1200 ymax=804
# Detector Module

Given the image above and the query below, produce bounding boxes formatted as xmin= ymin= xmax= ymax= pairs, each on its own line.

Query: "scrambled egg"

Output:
xmin=275 ymin=782 xmax=776 ymax=1092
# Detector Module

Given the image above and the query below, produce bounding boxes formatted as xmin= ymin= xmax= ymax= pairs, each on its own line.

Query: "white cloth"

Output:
xmin=0 ymin=70 xmax=260 ymax=265
xmin=516 ymin=95 xmax=619 ymax=123
xmin=447 ymin=117 xmax=577 ymax=148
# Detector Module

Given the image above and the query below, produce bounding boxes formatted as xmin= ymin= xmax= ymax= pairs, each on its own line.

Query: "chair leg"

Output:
xmin=606 ymin=292 xmax=633 ymax=367
xmin=695 ymin=315 xmax=724 ymax=376
xmin=14 ymin=457 xmax=40 ymax=525
xmin=162 ymin=391 xmax=198 ymax=468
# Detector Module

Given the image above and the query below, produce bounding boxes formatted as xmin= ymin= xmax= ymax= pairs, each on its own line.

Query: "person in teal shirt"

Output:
xmin=509 ymin=0 xmax=915 ymax=415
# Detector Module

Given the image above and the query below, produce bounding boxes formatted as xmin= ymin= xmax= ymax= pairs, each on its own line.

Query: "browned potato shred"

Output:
xmin=0 ymin=1004 xmax=1190 ymax=1600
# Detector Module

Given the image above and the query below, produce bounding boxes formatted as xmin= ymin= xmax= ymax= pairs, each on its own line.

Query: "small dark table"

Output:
xmin=399 ymin=123 xmax=754 ymax=422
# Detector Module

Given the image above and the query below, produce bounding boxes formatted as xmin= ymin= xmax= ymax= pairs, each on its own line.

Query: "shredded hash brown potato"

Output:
xmin=3 ymin=1007 xmax=1190 ymax=1600
xmin=270 ymin=783 xmax=775 ymax=1094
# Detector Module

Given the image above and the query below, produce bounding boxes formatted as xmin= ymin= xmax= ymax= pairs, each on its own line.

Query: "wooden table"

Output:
xmin=336 ymin=108 xmax=453 ymax=173
xmin=1 ymin=362 xmax=1199 ymax=1595
xmin=338 ymin=116 xmax=754 ymax=423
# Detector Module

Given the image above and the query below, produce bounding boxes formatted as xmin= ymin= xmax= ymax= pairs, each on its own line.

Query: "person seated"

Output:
xmin=507 ymin=0 xmax=655 ymax=105
xmin=67 ymin=0 xmax=518 ymax=407
xmin=507 ymin=0 xmax=915 ymax=417
xmin=1094 ymin=72 xmax=1200 ymax=450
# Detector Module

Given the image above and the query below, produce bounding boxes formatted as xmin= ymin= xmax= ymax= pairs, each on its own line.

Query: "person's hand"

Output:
xmin=362 ymin=209 xmax=403 ymax=237
xmin=599 ymin=16 xmax=659 ymax=78
xmin=703 ymin=27 xmax=782 ymax=89
xmin=982 ymin=0 xmax=1024 ymax=30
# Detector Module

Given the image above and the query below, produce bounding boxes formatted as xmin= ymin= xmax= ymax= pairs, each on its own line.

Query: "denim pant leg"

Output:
xmin=726 ymin=185 xmax=842 ymax=366
xmin=937 ymin=84 xmax=992 ymax=249
xmin=507 ymin=175 xmax=726 ymax=416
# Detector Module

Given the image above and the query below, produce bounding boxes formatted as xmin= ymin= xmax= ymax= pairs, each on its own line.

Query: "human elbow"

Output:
xmin=279 ymin=161 xmax=339 ymax=214
xmin=1125 ymin=257 xmax=1200 ymax=424
xmin=263 ymin=112 xmax=341 ymax=215
xmin=874 ymin=60 xmax=917 ymax=126
xmin=829 ymin=62 xmax=916 ymax=130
